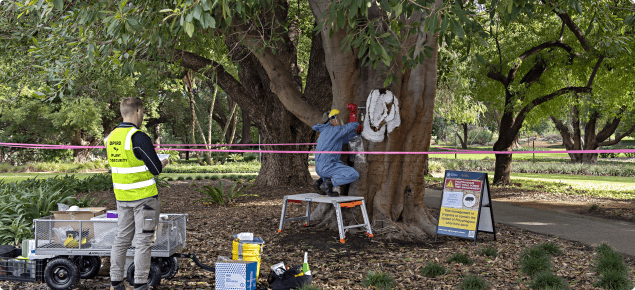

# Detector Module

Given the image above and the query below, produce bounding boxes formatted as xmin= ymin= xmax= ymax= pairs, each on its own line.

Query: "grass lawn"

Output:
xmin=429 ymin=171 xmax=635 ymax=199
xmin=0 ymin=172 xmax=98 ymax=183
xmin=429 ymin=146 xmax=568 ymax=160
xmin=0 ymin=172 xmax=258 ymax=183
xmin=507 ymin=172 xmax=635 ymax=199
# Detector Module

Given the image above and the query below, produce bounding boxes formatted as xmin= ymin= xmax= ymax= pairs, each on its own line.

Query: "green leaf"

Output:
xmin=573 ymin=2 xmax=582 ymax=14
xmin=337 ymin=11 xmax=345 ymax=29
xmin=475 ymin=53 xmax=486 ymax=64
xmin=126 ymin=17 xmax=141 ymax=30
xmin=52 ymin=0 xmax=63 ymax=10
xmin=205 ymin=13 xmax=215 ymax=28
xmin=394 ymin=3 xmax=402 ymax=17
xmin=185 ymin=21 xmax=195 ymax=37
xmin=379 ymin=0 xmax=390 ymax=12
xmin=379 ymin=45 xmax=390 ymax=66
xmin=193 ymin=4 xmax=202 ymax=20
xmin=450 ymin=19 xmax=465 ymax=39
xmin=440 ymin=15 xmax=449 ymax=33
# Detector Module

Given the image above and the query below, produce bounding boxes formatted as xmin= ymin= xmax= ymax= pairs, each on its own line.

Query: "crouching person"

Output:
xmin=312 ymin=109 xmax=362 ymax=196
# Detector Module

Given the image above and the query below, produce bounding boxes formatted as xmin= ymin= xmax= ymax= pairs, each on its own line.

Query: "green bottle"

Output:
xmin=302 ymin=252 xmax=311 ymax=275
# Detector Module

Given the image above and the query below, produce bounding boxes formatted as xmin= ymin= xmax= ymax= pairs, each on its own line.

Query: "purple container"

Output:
xmin=106 ymin=211 xmax=118 ymax=218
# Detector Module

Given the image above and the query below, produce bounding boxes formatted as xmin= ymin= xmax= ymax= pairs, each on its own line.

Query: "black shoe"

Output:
xmin=321 ymin=179 xmax=339 ymax=197
xmin=313 ymin=179 xmax=325 ymax=195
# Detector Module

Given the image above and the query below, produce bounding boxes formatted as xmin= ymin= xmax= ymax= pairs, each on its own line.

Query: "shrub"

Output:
xmin=244 ymin=153 xmax=258 ymax=162
xmin=155 ymin=175 xmax=170 ymax=188
xmin=594 ymin=269 xmax=633 ymax=290
xmin=162 ymin=161 xmax=260 ymax=174
xmin=447 ymin=253 xmax=473 ymax=265
xmin=529 ymin=271 xmax=569 ymax=290
xmin=468 ymin=128 xmax=493 ymax=145
xmin=73 ymin=192 xmax=107 ymax=208
xmin=195 ymin=180 xmax=257 ymax=205
xmin=459 ymin=275 xmax=489 ymax=290
xmin=520 ymin=248 xmax=551 ymax=277
xmin=595 ymin=248 xmax=628 ymax=275
xmin=177 ymin=176 xmax=185 ymax=181
xmin=428 ymin=160 xmax=444 ymax=173
xmin=419 ymin=261 xmax=446 ymax=277
xmin=195 ymin=175 xmax=204 ymax=180
xmin=480 ymin=246 xmax=498 ymax=257
xmin=539 ymin=242 xmax=562 ymax=256
xmin=362 ymin=270 xmax=394 ymax=290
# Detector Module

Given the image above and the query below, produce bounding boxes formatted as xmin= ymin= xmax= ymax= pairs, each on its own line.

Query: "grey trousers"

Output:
xmin=110 ymin=196 xmax=160 ymax=284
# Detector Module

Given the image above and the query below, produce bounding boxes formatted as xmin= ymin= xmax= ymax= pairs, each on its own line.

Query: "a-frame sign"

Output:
xmin=435 ymin=170 xmax=496 ymax=244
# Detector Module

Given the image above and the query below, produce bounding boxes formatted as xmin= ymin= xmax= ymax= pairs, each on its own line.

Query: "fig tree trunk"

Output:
xmin=299 ymin=1 xmax=443 ymax=238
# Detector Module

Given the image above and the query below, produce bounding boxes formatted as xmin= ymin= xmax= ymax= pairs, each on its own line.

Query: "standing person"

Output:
xmin=312 ymin=109 xmax=362 ymax=196
xmin=106 ymin=97 xmax=168 ymax=290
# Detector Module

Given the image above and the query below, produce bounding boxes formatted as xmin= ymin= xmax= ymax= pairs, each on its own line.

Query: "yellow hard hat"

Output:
xmin=328 ymin=109 xmax=340 ymax=118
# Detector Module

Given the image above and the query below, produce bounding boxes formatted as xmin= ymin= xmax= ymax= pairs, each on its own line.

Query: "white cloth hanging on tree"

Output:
xmin=362 ymin=89 xmax=401 ymax=142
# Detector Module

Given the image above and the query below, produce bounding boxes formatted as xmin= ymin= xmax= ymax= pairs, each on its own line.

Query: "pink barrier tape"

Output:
xmin=158 ymin=143 xmax=317 ymax=147
xmin=2 ymin=142 xmax=635 ymax=155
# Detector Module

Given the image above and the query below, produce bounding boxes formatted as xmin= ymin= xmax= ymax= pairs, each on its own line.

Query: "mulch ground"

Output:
xmin=2 ymin=179 xmax=634 ymax=289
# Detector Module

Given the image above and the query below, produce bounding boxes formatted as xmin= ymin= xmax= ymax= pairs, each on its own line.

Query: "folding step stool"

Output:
xmin=278 ymin=193 xmax=373 ymax=243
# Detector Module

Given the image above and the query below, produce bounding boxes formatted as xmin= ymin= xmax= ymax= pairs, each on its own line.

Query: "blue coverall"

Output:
xmin=312 ymin=121 xmax=360 ymax=187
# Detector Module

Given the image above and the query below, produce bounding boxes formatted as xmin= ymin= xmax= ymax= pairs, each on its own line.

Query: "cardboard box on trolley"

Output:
xmin=49 ymin=207 xmax=107 ymax=246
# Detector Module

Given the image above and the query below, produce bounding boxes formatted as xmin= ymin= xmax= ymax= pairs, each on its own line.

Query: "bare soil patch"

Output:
xmin=2 ymin=180 xmax=634 ymax=289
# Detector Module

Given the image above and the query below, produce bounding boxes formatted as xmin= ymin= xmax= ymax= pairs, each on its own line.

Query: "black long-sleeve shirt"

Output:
xmin=114 ymin=122 xmax=163 ymax=175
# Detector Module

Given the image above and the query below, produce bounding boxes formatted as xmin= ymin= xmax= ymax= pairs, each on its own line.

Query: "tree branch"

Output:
xmin=173 ymin=50 xmax=260 ymax=120
xmin=599 ymin=124 xmax=635 ymax=146
xmin=586 ymin=55 xmax=605 ymax=88
xmin=516 ymin=86 xmax=591 ymax=126
xmin=518 ymin=40 xmax=577 ymax=61
xmin=487 ymin=71 xmax=508 ymax=87
xmin=596 ymin=107 xmax=625 ymax=142
xmin=552 ymin=9 xmax=592 ymax=53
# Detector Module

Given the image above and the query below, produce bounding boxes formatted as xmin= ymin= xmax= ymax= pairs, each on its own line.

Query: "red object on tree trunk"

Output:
xmin=346 ymin=103 xmax=358 ymax=122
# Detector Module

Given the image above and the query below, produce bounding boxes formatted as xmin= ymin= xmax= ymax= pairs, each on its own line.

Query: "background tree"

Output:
xmin=436 ymin=49 xmax=486 ymax=149
xmin=470 ymin=0 xmax=634 ymax=184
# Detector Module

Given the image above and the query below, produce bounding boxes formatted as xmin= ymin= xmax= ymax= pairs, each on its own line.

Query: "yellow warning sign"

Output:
xmin=446 ymin=180 xmax=454 ymax=188
xmin=438 ymin=207 xmax=477 ymax=231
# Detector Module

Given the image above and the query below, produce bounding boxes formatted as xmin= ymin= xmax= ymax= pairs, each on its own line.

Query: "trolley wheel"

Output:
xmin=71 ymin=256 xmax=101 ymax=279
xmin=44 ymin=257 xmax=80 ymax=290
xmin=154 ymin=256 xmax=179 ymax=280
xmin=126 ymin=261 xmax=161 ymax=287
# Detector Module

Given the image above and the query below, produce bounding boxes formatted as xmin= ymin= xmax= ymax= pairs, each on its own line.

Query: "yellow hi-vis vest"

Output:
xmin=105 ymin=127 xmax=158 ymax=201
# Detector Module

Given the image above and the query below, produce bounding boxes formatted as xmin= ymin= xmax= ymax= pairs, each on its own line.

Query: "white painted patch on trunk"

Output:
xmin=362 ymin=89 xmax=401 ymax=142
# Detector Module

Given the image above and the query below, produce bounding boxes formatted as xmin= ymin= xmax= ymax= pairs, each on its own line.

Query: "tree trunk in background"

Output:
xmin=241 ymin=111 xmax=253 ymax=145
xmin=175 ymin=3 xmax=333 ymax=186
xmin=492 ymin=93 xmax=516 ymax=185
xmin=71 ymin=132 xmax=100 ymax=162
xmin=304 ymin=1 xmax=442 ymax=238
xmin=456 ymin=123 xmax=468 ymax=149
xmin=185 ymin=71 xmax=204 ymax=165
xmin=153 ymin=124 xmax=161 ymax=145
xmin=551 ymin=106 xmax=635 ymax=164
xmin=221 ymin=111 xmax=239 ymax=164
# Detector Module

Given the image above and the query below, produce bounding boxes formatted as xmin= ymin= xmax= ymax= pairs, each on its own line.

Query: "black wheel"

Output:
xmin=71 ymin=256 xmax=101 ymax=279
xmin=154 ymin=256 xmax=179 ymax=280
xmin=126 ymin=261 xmax=161 ymax=287
xmin=44 ymin=257 xmax=80 ymax=290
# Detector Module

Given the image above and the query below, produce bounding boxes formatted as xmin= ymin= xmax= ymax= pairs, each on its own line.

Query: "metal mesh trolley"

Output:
xmin=24 ymin=213 xmax=213 ymax=290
